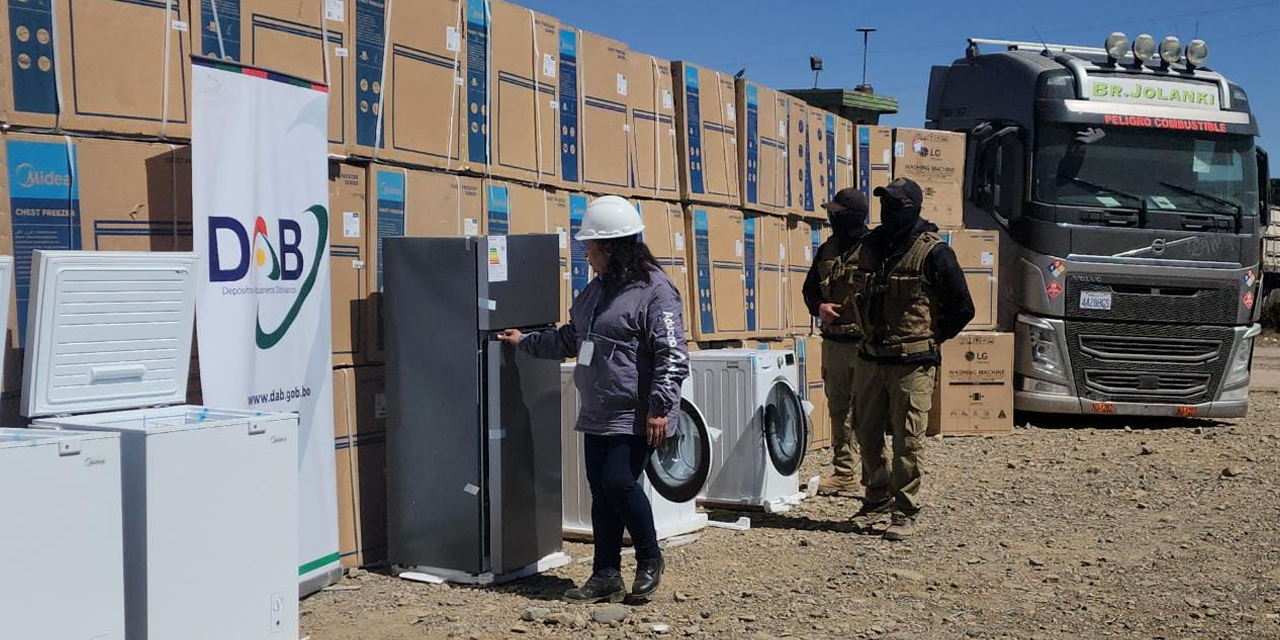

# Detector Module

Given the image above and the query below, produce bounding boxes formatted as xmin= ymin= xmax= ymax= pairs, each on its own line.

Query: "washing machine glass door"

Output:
xmin=646 ymin=398 xmax=712 ymax=503
xmin=763 ymin=381 xmax=806 ymax=476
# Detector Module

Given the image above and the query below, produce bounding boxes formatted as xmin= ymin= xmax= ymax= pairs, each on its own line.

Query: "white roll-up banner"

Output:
xmin=192 ymin=58 xmax=340 ymax=594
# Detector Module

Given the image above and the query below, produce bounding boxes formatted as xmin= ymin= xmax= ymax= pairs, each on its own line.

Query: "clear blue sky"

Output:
xmin=525 ymin=0 xmax=1280 ymax=152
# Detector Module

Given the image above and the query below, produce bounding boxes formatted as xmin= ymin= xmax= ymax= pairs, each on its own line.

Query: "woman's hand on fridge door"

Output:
xmin=646 ymin=413 xmax=668 ymax=448
xmin=496 ymin=329 xmax=523 ymax=345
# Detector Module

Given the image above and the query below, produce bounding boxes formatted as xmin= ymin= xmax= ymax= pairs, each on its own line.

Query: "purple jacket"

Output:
xmin=519 ymin=266 xmax=689 ymax=437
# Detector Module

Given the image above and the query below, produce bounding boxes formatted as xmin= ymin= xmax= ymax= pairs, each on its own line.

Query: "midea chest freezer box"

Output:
xmin=23 ymin=251 xmax=300 ymax=640
xmin=0 ymin=428 xmax=126 ymax=640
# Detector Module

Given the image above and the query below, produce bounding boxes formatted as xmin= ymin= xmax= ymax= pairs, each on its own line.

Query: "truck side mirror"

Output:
xmin=1259 ymin=147 xmax=1271 ymax=225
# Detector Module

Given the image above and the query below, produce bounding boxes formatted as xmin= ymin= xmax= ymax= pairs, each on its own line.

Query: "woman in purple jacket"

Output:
xmin=498 ymin=196 xmax=689 ymax=603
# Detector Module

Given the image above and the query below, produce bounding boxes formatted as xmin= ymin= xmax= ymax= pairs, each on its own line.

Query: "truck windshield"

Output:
xmin=1035 ymin=125 xmax=1258 ymax=217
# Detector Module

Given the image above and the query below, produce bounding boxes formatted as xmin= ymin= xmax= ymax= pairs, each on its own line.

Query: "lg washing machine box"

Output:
xmin=22 ymin=250 xmax=300 ymax=640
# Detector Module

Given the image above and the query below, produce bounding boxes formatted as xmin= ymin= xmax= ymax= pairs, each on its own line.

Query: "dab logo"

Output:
xmin=208 ymin=205 xmax=330 ymax=349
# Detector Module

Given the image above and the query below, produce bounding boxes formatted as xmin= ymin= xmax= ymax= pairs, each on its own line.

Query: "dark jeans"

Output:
xmin=583 ymin=433 xmax=661 ymax=578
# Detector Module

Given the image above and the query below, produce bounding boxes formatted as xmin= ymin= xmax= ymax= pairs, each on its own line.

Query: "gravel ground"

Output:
xmin=302 ymin=349 xmax=1280 ymax=640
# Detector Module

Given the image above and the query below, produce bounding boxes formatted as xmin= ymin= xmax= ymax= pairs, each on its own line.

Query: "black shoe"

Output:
xmin=563 ymin=573 xmax=626 ymax=603
xmin=631 ymin=557 xmax=665 ymax=600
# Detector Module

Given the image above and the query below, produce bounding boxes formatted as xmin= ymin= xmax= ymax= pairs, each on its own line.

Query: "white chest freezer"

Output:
xmin=22 ymin=251 xmax=300 ymax=640
xmin=0 ymin=428 xmax=126 ymax=640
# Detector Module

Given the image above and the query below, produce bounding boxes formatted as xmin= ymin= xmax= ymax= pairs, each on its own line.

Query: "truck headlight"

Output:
xmin=1222 ymin=326 xmax=1260 ymax=387
xmin=1029 ymin=324 xmax=1064 ymax=377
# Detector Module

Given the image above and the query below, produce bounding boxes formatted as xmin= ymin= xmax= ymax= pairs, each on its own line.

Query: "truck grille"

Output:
xmin=1066 ymin=274 xmax=1238 ymax=325
xmin=1077 ymin=335 xmax=1222 ymax=364
xmin=1084 ymin=371 xmax=1211 ymax=398
xmin=1065 ymin=321 xmax=1234 ymax=404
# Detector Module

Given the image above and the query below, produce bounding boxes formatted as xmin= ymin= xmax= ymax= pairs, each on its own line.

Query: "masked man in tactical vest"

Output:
xmin=843 ymin=177 xmax=974 ymax=540
xmin=802 ymin=187 xmax=871 ymax=496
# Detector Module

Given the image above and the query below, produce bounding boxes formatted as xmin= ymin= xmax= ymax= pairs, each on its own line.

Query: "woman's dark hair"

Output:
xmin=598 ymin=236 xmax=661 ymax=290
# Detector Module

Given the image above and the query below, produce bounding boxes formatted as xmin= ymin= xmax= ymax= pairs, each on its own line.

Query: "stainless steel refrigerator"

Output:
xmin=383 ymin=235 xmax=564 ymax=583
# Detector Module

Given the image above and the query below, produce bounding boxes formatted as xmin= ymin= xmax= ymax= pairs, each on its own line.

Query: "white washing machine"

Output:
xmin=561 ymin=364 xmax=712 ymax=541
xmin=689 ymin=349 xmax=808 ymax=513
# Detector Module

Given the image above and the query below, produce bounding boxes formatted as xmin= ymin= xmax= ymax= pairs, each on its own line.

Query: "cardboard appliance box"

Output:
xmin=346 ymin=0 xmax=469 ymax=170
xmin=929 ymin=332 xmax=1014 ymax=436
xmin=577 ymin=30 xmax=633 ymax=196
xmin=892 ymin=127 xmax=966 ymax=229
xmin=1 ymin=0 xmax=193 ymax=138
xmin=333 ymin=365 xmax=388 ymax=568
xmin=193 ymin=0 xmax=347 ymax=153
xmin=365 ymin=166 xmax=484 ymax=360
xmin=0 ymin=133 xmax=196 ymax=384
xmin=785 ymin=218 xmax=820 ymax=335
xmin=940 ymin=229 xmax=999 ymax=331
xmin=806 ymin=107 xmax=839 ymax=219
xmin=329 ymin=162 xmax=369 ymax=366
xmin=684 ymin=205 xmax=746 ymax=340
xmin=735 ymin=80 xmax=788 ymax=216
xmin=486 ymin=0 xmax=562 ymax=186
xmin=836 ymin=116 xmax=855 ymax=192
xmin=788 ymin=98 xmax=815 ymax=217
xmin=672 ymin=61 xmax=739 ymax=207
xmin=750 ymin=213 xmax=787 ymax=337
xmin=638 ymin=200 xmax=691 ymax=339
xmin=856 ymin=125 xmax=892 ymax=225
xmin=629 ymin=51 xmax=679 ymax=200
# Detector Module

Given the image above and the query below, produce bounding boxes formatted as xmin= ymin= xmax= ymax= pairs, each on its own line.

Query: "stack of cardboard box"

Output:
xmin=0 ymin=0 xmax=1015 ymax=566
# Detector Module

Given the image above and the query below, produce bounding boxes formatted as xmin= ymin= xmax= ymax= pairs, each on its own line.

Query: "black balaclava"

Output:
xmin=879 ymin=196 xmax=921 ymax=240
xmin=829 ymin=209 xmax=868 ymax=240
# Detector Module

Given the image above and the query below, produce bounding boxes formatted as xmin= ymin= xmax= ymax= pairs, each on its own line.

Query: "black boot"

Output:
xmin=631 ymin=557 xmax=664 ymax=600
xmin=563 ymin=573 xmax=626 ymax=603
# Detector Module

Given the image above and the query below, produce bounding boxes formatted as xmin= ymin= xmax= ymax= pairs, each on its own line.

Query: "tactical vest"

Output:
xmin=847 ymin=231 xmax=944 ymax=358
xmin=816 ymin=239 xmax=864 ymax=339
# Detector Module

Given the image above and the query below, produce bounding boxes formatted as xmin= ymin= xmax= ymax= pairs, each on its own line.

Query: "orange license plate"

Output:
xmin=1092 ymin=402 xmax=1116 ymax=414
xmin=1177 ymin=406 xmax=1198 ymax=418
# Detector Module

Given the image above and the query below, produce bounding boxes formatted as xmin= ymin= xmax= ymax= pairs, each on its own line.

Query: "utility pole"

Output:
xmin=856 ymin=27 xmax=876 ymax=92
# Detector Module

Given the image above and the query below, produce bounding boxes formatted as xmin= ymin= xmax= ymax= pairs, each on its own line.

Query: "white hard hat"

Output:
xmin=575 ymin=195 xmax=645 ymax=241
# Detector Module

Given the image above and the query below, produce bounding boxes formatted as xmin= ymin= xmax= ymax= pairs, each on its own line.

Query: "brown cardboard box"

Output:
xmin=346 ymin=0 xmax=469 ymax=170
xmin=735 ymin=80 xmax=788 ymax=216
xmin=333 ymin=365 xmax=388 ymax=568
xmin=638 ymin=200 xmax=692 ymax=338
xmin=0 ymin=133 xmax=195 ymax=381
xmin=191 ymin=0 xmax=348 ymax=153
xmin=892 ymin=128 xmax=966 ymax=229
xmin=629 ymin=51 xmax=679 ymax=200
xmin=673 ymin=61 xmax=739 ymax=207
xmin=929 ymin=332 xmax=1014 ymax=436
xmin=807 ymin=107 xmax=839 ymax=219
xmin=785 ymin=218 xmax=820 ymax=335
xmin=788 ymin=98 xmax=815 ymax=217
xmin=684 ymin=205 xmax=746 ymax=340
xmin=486 ymin=0 xmax=562 ymax=186
xmin=365 ymin=166 xmax=484 ymax=360
xmin=1 ymin=0 xmax=193 ymax=138
xmin=544 ymin=189 xmax=582 ymax=324
xmin=750 ymin=213 xmax=787 ymax=337
xmin=856 ymin=125 xmax=892 ymax=225
xmin=836 ymin=116 xmax=855 ymax=192
xmin=330 ymin=163 xmax=368 ymax=366
xmin=940 ymin=229 xmax=999 ymax=331
xmin=575 ymin=30 xmax=633 ymax=196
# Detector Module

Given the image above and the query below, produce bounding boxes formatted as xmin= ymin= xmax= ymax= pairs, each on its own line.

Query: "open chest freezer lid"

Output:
xmin=21 ymin=251 xmax=200 ymax=419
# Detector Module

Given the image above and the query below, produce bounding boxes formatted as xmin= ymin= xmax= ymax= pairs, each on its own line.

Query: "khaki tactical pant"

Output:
xmin=852 ymin=360 xmax=936 ymax=514
xmin=821 ymin=339 xmax=861 ymax=479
